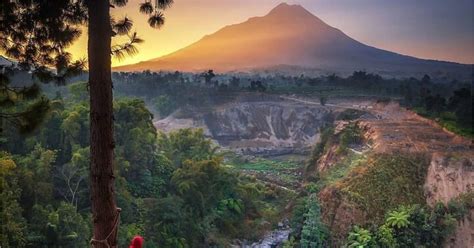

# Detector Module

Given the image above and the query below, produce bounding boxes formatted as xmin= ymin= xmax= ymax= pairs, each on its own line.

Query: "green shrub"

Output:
xmin=390 ymin=205 xmax=457 ymax=247
xmin=289 ymin=197 xmax=308 ymax=239
xmin=341 ymin=153 xmax=430 ymax=222
xmin=338 ymin=123 xmax=363 ymax=154
xmin=346 ymin=226 xmax=373 ymax=248
xmin=447 ymin=199 xmax=468 ymax=220
xmin=385 ymin=208 xmax=411 ymax=229
xmin=305 ymin=125 xmax=334 ymax=176
xmin=374 ymin=225 xmax=396 ymax=248
xmin=346 ymin=202 xmax=465 ymax=248
xmin=300 ymin=195 xmax=328 ymax=248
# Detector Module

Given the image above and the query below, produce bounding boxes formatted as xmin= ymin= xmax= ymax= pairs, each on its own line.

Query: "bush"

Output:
xmin=338 ymin=123 xmax=363 ymax=153
xmin=305 ymin=125 xmax=334 ymax=175
xmin=346 ymin=203 xmax=464 ymax=248
xmin=340 ymin=153 xmax=430 ymax=222
xmin=346 ymin=226 xmax=373 ymax=248
xmin=300 ymin=194 xmax=328 ymax=248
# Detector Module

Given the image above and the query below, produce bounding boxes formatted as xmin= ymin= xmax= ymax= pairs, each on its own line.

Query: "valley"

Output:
xmin=1 ymin=70 xmax=472 ymax=247
xmin=1 ymin=1 xmax=472 ymax=247
xmin=151 ymin=91 xmax=473 ymax=247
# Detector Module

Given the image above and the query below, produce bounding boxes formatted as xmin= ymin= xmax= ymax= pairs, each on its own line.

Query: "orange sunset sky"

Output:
xmin=66 ymin=0 xmax=474 ymax=66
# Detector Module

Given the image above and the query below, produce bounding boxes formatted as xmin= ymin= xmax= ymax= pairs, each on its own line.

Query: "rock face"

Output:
xmin=424 ymin=153 xmax=474 ymax=248
xmin=154 ymin=100 xmax=332 ymax=156
xmin=204 ymin=102 xmax=331 ymax=155
xmin=425 ymin=153 xmax=474 ymax=206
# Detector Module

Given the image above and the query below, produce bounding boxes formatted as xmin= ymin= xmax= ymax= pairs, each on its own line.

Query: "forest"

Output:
xmin=0 ymin=82 xmax=297 ymax=247
xmin=2 ymin=69 xmax=472 ymax=247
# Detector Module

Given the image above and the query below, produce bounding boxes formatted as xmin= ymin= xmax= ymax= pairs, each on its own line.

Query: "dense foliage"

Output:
xmin=1 ymin=68 xmax=471 ymax=247
xmin=344 ymin=198 xmax=472 ymax=248
xmin=0 ymin=85 xmax=288 ymax=247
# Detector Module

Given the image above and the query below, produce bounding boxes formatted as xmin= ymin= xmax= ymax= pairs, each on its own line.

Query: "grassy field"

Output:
xmin=316 ymin=151 xmax=366 ymax=189
xmin=226 ymin=154 xmax=304 ymax=188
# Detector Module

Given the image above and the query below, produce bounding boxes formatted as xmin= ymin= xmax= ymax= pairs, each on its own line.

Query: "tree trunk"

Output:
xmin=87 ymin=0 xmax=118 ymax=247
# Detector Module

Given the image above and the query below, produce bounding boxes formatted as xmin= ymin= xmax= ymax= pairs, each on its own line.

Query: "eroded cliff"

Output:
xmin=313 ymin=102 xmax=473 ymax=247
xmin=155 ymin=99 xmax=333 ymax=156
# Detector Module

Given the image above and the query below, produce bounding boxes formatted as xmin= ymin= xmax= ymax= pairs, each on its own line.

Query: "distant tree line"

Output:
xmin=112 ymin=70 xmax=471 ymax=136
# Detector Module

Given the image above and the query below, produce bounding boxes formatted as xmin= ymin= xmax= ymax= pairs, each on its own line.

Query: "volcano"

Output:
xmin=115 ymin=3 xmax=470 ymax=76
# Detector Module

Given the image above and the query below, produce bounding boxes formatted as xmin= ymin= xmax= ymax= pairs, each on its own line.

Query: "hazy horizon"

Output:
xmin=63 ymin=0 xmax=474 ymax=66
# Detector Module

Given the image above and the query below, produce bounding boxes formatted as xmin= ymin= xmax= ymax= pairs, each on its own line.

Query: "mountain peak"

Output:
xmin=268 ymin=2 xmax=312 ymax=17
xmin=115 ymin=2 xmax=470 ymax=78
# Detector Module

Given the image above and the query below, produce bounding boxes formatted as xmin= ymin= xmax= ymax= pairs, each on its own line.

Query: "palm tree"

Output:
xmin=386 ymin=209 xmax=411 ymax=229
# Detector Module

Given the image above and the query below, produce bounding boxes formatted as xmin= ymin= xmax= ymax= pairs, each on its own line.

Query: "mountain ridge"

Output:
xmin=115 ymin=3 xmax=471 ymax=77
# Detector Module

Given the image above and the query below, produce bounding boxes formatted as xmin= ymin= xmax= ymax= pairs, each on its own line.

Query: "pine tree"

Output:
xmin=1 ymin=1 xmax=174 ymax=247
xmin=0 ymin=0 xmax=85 ymax=133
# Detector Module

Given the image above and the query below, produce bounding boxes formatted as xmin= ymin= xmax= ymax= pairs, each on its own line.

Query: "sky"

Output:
xmin=68 ymin=0 xmax=474 ymax=66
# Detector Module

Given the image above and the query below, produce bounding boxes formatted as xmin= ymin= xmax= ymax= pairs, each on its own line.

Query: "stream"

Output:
xmin=248 ymin=228 xmax=291 ymax=248
xmin=233 ymin=221 xmax=291 ymax=248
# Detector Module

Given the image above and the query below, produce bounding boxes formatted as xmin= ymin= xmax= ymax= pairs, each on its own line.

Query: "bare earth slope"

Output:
xmin=318 ymin=101 xmax=473 ymax=247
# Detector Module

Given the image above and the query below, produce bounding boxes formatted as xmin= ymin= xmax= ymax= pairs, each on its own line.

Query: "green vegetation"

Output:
xmin=2 ymin=67 xmax=471 ymax=247
xmin=154 ymin=95 xmax=177 ymax=117
xmin=305 ymin=122 xmax=364 ymax=180
xmin=306 ymin=125 xmax=335 ymax=176
xmin=340 ymin=153 xmax=430 ymax=222
xmin=337 ymin=123 xmax=363 ymax=154
xmin=273 ymin=148 xmax=466 ymax=248
xmin=300 ymin=194 xmax=328 ymax=247
xmin=0 ymin=83 xmax=294 ymax=247
xmin=316 ymin=151 xmax=366 ymax=189
xmin=346 ymin=226 xmax=373 ymax=248
xmin=344 ymin=200 xmax=469 ymax=248
xmin=385 ymin=208 xmax=411 ymax=229
xmin=0 ymin=152 xmax=27 ymax=247
xmin=292 ymin=119 xmax=469 ymax=248
xmin=408 ymin=86 xmax=473 ymax=138
xmin=414 ymin=107 xmax=474 ymax=138
xmin=229 ymin=157 xmax=300 ymax=172
xmin=227 ymin=155 xmax=303 ymax=187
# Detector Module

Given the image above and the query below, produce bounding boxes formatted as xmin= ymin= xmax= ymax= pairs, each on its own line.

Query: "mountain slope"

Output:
xmin=115 ymin=3 xmax=471 ymax=76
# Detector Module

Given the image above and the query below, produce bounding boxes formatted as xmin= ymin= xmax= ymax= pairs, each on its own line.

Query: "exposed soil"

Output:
xmin=359 ymin=102 xmax=472 ymax=154
xmin=318 ymin=101 xmax=473 ymax=248
xmin=425 ymin=153 xmax=474 ymax=248
xmin=154 ymin=97 xmax=333 ymax=156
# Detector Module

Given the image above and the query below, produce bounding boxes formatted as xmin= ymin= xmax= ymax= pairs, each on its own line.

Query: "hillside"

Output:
xmin=115 ymin=3 xmax=471 ymax=78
